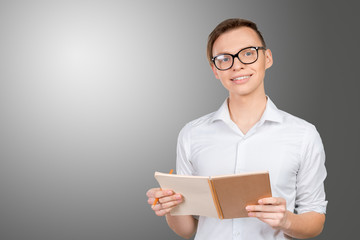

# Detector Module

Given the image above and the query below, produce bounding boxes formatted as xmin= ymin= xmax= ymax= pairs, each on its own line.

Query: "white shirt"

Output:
xmin=176 ymin=97 xmax=327 ymax=240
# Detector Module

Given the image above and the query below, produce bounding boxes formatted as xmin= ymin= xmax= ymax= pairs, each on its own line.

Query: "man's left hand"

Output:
xmin=245 ymin=197 xmax=291 ymax=230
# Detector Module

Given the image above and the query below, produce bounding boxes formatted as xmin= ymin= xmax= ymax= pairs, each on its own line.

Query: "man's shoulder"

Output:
xmin=179 ymin=111 xmax=217 ymax=136
xmin=278 ymin=108 xmax=318 ymax=134
xmin=184 ymin=111 xmax=217 ymax=128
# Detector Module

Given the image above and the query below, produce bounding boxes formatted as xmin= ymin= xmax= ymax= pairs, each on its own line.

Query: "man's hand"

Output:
xmin=246 ymin=197 xmax=326 ymax=238
xmin=147 ymin=188 xmax=197 ymax=239
xmin=246 ymin=197 xmax=291 ymax=230
xmin=146 ymin=188 xmax=183 ymax=216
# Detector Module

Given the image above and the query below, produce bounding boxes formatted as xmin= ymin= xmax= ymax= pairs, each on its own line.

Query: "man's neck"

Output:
xmin=228 ymin=92 xmax=267 ymax=134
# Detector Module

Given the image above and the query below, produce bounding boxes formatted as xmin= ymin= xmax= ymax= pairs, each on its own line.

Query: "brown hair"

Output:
xmin=207 ymin=18 xmax=266 ymax=65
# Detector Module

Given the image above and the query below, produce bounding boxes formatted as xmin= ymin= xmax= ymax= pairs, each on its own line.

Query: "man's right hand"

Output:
xmin=146 ymin=188 xmax=183 ymax=216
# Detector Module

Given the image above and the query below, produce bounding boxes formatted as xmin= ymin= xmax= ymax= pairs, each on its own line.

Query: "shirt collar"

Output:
xmin=260 ymin=97 xmax=283 ymax=123
xmin=211 ymin=96 xmax=283 ymax=124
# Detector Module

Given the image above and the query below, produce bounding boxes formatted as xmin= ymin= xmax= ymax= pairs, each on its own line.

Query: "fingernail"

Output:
xmin=167 ymin=190 xmax=173 ymax=195
xmin=245 ymin=206 xmax=251 ymax=211
xmin=175 ymin=194 xmax=181 ymax=199
xmin=258 ymin=199 xmax=263 ymax=204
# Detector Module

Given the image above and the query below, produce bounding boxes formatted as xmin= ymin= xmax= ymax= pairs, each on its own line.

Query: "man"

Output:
xmin=146 ymin=18 xmax=327 ymax=239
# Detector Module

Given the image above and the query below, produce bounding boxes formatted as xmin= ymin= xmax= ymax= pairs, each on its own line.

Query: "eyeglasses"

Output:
xmin=212 ymin=46 xmax=266 ymax=71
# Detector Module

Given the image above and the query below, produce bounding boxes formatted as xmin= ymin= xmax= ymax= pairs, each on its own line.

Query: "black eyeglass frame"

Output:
xmin=212 ymin=46 xmax=266 ymax=71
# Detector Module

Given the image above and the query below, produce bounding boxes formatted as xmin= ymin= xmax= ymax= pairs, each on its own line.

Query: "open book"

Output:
xmin=154 ymin=171 xmax=272 ymax=219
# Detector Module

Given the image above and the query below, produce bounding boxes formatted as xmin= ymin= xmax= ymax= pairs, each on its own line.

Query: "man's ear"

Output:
xmin=265 ymin=49 xmax=273 ymax=70
xmin=211 ymin=64 xmax=220 ymax=79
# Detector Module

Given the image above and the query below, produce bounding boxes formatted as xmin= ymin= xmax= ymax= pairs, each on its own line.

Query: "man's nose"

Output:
xmin=232 ymin=56 xmax=245 ymax=70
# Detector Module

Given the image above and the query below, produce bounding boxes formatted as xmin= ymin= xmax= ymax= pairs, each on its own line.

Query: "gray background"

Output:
xmin=0 ymin=0 xmax=358 ymax=239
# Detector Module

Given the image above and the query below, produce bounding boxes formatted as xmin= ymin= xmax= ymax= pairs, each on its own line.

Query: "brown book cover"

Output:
xmin=154 ymin=171 xmax=272 ymax=219
xmin=211 ymin=172 xmax=272 ymax=219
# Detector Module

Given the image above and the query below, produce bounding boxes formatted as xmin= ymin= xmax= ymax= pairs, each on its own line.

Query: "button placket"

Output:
xmin=234 ymin=137 xmax=246 ymax=174
xmin=233 ymin=218 xmax=242 ymax=239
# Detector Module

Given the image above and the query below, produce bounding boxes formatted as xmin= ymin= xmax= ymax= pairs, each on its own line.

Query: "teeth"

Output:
xmin=233 ymin=75 xmax=250 ymax=81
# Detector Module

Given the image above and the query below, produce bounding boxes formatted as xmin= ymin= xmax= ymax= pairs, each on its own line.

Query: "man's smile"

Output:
xmin=231 ymin=74 xmax=252 ymax=83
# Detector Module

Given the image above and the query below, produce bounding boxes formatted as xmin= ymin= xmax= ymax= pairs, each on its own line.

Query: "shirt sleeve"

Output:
xmin=176 ymin=123 xmax=195 ymax=176
xmin=176 ymin=124 xmax=200 ymax=221
xmin=295 ymin=125 xmax=328 ymax=214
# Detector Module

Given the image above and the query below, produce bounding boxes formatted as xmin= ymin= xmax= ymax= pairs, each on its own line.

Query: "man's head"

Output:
xmin=208 ymin=18 xmax=273 ymax=98
xmin=207 ymin=18 xmax=266 ymax=65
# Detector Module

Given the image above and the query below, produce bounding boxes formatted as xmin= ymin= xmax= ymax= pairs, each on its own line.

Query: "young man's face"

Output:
xmin=211 ymin=27 xmax=273 ymax=98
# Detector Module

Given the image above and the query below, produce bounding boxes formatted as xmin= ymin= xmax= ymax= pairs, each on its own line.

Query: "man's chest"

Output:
xmin=189 ymin=128 xmax=302 ymax=194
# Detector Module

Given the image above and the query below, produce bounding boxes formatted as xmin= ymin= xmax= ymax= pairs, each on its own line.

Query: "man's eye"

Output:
xmin=244 ymin=51 xmax=253 ymax=57
xmin=218 ymin=56 xmax=231 ymax=62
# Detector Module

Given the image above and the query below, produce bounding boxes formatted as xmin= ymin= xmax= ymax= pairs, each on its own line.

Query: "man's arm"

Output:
xmin=165 ymin=215 xmax=198 ymax=239
xmin=246 ymin=197 xmax=325 ymax=239
xmin=282 ymin=211 xmax=325 ymax=239
xmin=146 ymin=188 xmax=198 ymax=239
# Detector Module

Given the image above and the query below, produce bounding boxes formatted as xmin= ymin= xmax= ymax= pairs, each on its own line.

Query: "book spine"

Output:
xmin=208 ymin=179 xmax=223 ymax=219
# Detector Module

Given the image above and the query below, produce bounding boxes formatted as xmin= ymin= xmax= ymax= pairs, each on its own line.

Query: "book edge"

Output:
xmin=208 ymin=179 xmax=223 ymax=219
xmin=211 ymin=171 xmax=269 ymax=179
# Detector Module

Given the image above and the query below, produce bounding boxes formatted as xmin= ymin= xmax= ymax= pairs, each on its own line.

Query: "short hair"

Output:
xmin=207 ymin=18 xmax=266 ymax=65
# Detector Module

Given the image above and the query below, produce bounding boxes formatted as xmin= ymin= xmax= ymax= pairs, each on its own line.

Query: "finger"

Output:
xmin=159 ymin=198 xmax=183 ymax=209
xmin=154 ymin=206 xmax=176 ymax=216
xmin=258 ymin=197 xmax=285 ymax=205
xmin=159 ymin=193 xmax=182 ymax=204
xmin=152 ymin=198 xmax=182 ymax=212
xmin=148 ymin=193 xmax=182 ymax=209
xmin=155 ymin=209 xmax=168 ymax=216
xmin=248 ymin=211 xmax=284 ymax=219
xmin=146 ymin=188 xmax=161 ymax=198
xmin=154 ymin=189 xmax=174 ymax=199
xmin=147 ymin=197 xmax=155 ymax=205
xmin=152 ymin=194 xmax=182 ymax=209
xmin=246 ymin=204 xmax=286 ymax=213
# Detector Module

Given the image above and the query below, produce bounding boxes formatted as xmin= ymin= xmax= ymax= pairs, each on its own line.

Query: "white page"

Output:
xmin=154 ymin=172 xmax=218 ymax=218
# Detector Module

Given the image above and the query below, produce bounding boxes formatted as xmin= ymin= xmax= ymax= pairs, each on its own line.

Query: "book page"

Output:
xmin=154 ymin=172 xmax=218 ymax=218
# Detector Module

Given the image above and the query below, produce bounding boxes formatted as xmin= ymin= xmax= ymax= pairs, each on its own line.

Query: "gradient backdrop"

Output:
xmin=0 ymin=1 xmax=359 ymax=239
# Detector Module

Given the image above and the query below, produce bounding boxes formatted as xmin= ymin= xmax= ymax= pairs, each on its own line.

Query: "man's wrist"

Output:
xmin=281 ymin=211 xmax=293 ymax=232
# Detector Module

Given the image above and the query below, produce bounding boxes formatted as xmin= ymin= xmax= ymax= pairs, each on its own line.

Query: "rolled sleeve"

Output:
xmin=295 ymin=126 xmax=328 ymax=214
xmin=176 ymin=123 xmax=194 ymax=176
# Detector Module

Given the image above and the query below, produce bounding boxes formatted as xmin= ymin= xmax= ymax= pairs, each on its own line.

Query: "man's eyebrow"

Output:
xmin=213 ymin=52 xmax=228 ymax=57
xmin=214 ymin=50 xmax=234 ymax=56
xmin=214 ymin=46 xmax=255 ymax=56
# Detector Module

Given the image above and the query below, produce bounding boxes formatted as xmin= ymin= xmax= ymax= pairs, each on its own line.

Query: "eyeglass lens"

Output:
xmin=214 ymin=47 xmax=259 ymax=70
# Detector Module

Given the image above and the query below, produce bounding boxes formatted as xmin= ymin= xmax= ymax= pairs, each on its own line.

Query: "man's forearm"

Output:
xmin=282 ymin=211 xmax=325 ymax=239
xmin=165 ymin=214 xmax=198 ymax=239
